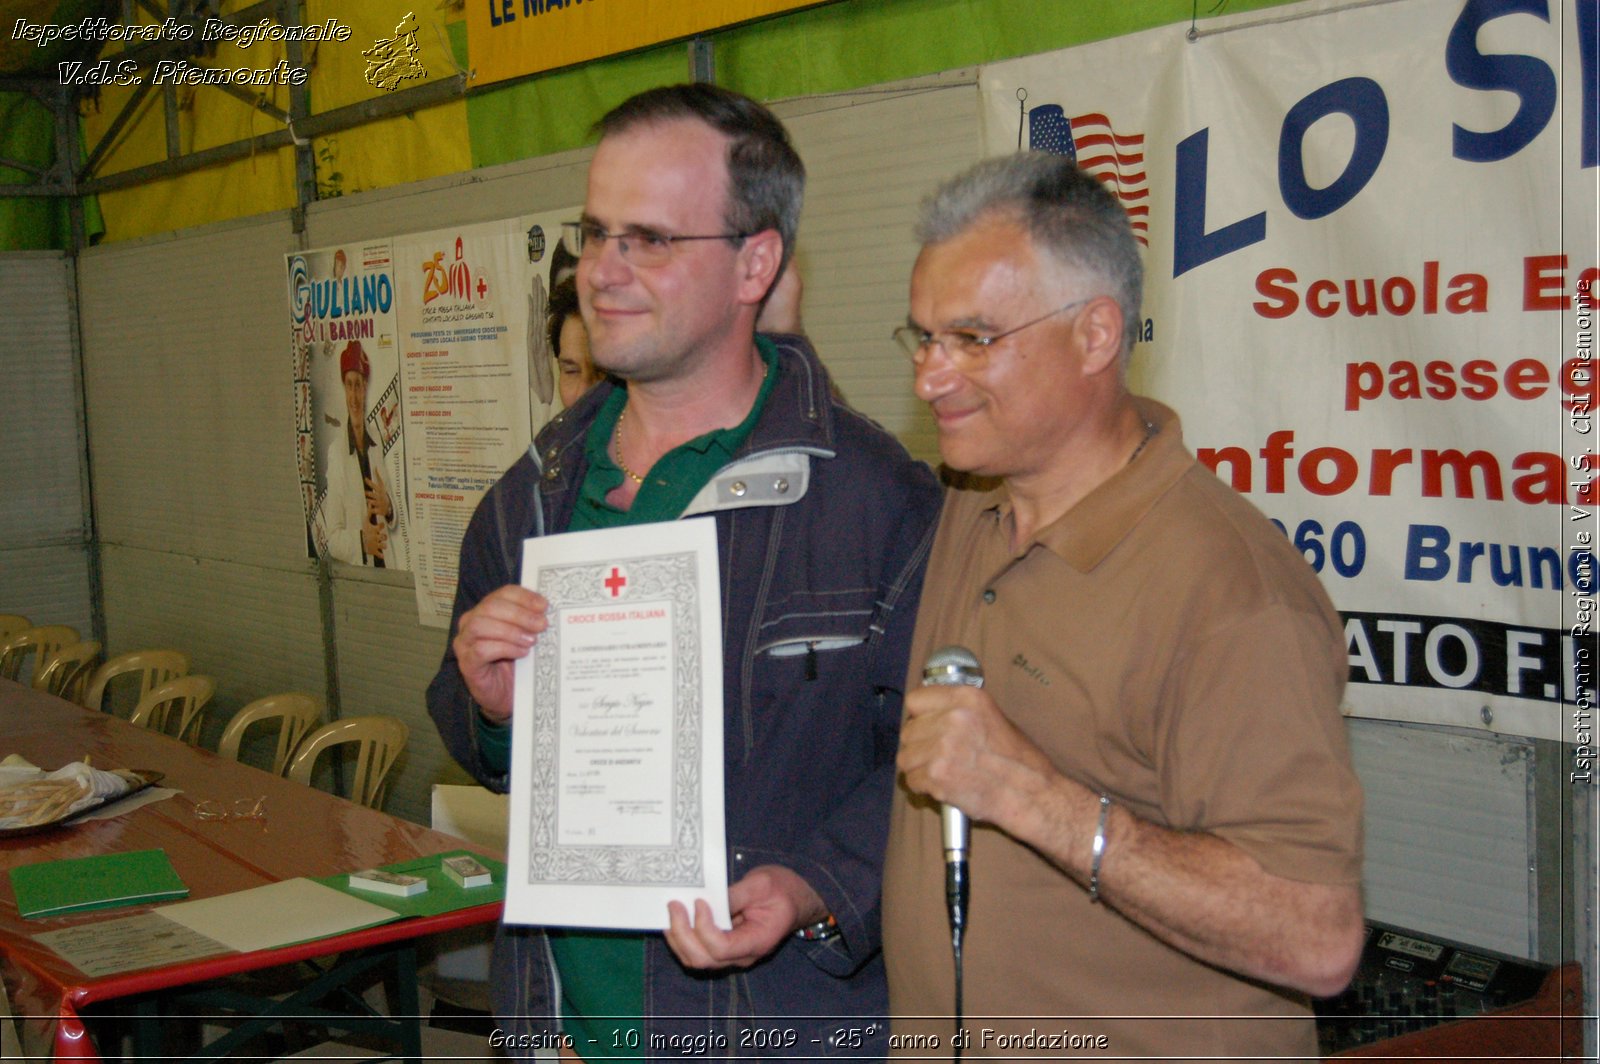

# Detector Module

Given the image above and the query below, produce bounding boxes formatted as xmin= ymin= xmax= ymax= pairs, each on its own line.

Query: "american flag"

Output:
xmin=1029 ymin=105 xmax=1149 ymax=247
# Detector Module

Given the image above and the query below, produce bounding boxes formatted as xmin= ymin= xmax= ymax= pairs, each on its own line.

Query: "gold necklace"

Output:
xmin=614 ymin=406 xmax=646 ymax=485
xmin=612 ymin=359 xmax=769 ymax=487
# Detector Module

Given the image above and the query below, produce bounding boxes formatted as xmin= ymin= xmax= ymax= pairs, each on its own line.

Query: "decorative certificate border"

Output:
xmin=526 ymin=551 xmax=705 ymax=887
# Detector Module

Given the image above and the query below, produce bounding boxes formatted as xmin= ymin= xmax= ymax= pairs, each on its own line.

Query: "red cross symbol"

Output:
xmin=603 ymin=566 xmax=627 ymax=597
xmin=476 ymin=277 xmax=488 ymax=298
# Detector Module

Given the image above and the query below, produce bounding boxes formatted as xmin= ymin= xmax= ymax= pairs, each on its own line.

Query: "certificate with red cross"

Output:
xmin=503 ymin=518 xmax=730 ymax=931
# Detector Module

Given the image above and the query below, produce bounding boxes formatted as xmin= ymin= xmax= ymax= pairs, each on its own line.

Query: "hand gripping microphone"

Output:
xmin=922 ymin=644 xmax=983 ymax=931
xmin=921 ymin=645 xmax=983 ymax=1056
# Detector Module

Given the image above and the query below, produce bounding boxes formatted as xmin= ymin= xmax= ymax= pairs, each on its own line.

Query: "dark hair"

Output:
xmin=547 ymin=278 xmax=580 ymax=357
xmin=549 ymin=239 xmax=579 ymax=287
xmin=918 ymin=152 xmax=1143 ymax=357
xmin=595 ymin=83 xmax=805 ymax=272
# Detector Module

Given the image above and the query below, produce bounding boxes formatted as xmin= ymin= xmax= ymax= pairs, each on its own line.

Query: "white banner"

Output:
xmin=981 ymin=0 xmax=1596 ymax=741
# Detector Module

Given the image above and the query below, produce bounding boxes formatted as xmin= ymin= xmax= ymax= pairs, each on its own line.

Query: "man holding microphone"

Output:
xmin=882 ymin=152 xmax=1364 ymax=1061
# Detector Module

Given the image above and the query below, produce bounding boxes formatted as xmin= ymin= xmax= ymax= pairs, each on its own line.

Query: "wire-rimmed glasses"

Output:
xmin=561 ymin=220 xmax=749 ymax=268
xmin=892 ymin=296 xmax=1093 ymax=369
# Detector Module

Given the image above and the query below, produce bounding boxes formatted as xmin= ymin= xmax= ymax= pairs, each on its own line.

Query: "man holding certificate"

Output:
xmin=427 ymin=84 xmax=941 ymax=1060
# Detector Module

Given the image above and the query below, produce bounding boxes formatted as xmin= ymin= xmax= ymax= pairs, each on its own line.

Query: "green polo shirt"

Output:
xmin=476 ymin=338 xmax=778 ymax=1057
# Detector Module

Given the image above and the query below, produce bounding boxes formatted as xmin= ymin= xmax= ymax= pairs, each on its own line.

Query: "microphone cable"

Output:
xmin=950 ymin=861 xmax=967 ymax=1061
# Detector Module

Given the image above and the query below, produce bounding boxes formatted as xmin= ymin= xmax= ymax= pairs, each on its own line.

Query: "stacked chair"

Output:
xmin=1 ymin=615 xmax=414 ymax=819
xmin=4 ymin=622 xmax=411 ymax=814
xmin=286 ymin=715 xmax=409 ymax=810
xmin=214 ymin=695 xmax=407 ymax=811
xmin=0 ymin=625 xmax=80 ymax=687
xmin=129 ymin=675 xmax=217 ymax=745
xmin=33 ymin=640 xmax=103 ymax=704
xmin=216 ymin=693 xmax=323 ymax=777
xmin=82 ymin=649 xmax=191 ymax=715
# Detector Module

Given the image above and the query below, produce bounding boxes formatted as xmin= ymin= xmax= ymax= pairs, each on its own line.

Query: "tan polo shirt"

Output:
xmin=882 ymin=398 xmax=1362 ymax=1063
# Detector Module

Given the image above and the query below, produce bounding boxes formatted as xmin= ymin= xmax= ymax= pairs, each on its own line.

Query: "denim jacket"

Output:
xmin=426 ymin=334 xmax=941 ymax=1059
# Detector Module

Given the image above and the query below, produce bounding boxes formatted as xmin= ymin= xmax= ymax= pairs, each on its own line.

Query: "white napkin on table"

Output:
xmin=0 ymin=755 xmax=144 ymax=829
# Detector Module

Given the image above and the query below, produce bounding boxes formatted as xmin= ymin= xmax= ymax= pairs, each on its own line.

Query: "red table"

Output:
xmin=0 ymin=679 xmax=502 ymax=1061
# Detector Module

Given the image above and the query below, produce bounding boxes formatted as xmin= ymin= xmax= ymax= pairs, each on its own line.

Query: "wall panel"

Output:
xmin=77 ymin=216 xmax=306 ymax=566
xmin=0 ymin=252 xmax=93 ymax=638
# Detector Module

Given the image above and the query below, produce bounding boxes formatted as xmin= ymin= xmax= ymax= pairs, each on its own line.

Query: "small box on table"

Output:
xmin=348 ymin=868 xmax=428 ymax=897
xmin=443 ymin=854 xmax=493 ymax=889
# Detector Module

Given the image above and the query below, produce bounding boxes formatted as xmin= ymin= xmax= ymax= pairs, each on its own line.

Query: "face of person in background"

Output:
xmin=557 ymin=315 xmax=601 ymax=409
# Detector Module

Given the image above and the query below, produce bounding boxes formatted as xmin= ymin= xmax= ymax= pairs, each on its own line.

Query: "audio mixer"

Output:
xmin=1315 ymin=921 xmax=1582 ymax=1058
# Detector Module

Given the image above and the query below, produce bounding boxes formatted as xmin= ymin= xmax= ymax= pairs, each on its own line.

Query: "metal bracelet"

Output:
xmin=1089 ymin=794 xmax=1112 ymax=904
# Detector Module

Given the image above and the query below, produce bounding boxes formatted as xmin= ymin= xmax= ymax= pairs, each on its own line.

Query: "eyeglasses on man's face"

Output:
xmin=562 ymin=220 xmax=749 ymax=269
xmin=893 ymin=296 xmax=1093 ymax=369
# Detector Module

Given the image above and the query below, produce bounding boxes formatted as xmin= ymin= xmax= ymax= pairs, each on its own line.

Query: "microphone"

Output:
xmin=921 ymin=645 xmax=984 ymax=934
xmin=922 ymin=645 xmax=983 ymax=1058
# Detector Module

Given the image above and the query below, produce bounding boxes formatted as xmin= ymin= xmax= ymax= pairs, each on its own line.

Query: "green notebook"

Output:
xmin=11 ymin=848 xmax=188 ymax=919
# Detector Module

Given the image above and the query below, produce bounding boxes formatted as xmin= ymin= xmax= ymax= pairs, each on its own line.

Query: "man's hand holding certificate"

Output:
xmin=447 ymin=584 xmax=546 ymax=727
xmin=663 ymin=864 xmax=827 ymax=970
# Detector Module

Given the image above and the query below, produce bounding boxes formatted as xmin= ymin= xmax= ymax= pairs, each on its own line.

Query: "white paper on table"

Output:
xmin=156 ymin=878 xmax=401 ymax=952
xmin=33 ymin=912 xmax=233 ymax=977
xmin=504 ymin=519 xmax=729 ymax=931
xmin=74 ymin=786 xmax=176 ymax=821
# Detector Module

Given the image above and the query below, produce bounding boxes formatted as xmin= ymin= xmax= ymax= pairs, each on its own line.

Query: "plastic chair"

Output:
xmin=82 ymin=649 xmax=191 ymax=713
xmin=216 ymin=693 xmax=323 ymax=776
xmin=0 ymin=625 xmax=80 ymax=686
xmin=0 ymin=614 xmax=31 ymax=642
xmin=286 ymin=715 xmax=409 ymax=810
xmin=129 ymin=675 xmax=217 ymax=745
xmin=34 ymin=640 xmax=103 ymax=704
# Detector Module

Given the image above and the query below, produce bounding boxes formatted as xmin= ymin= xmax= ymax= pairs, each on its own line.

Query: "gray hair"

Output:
xmin=596 ymin=84 xmax=805 ymax=274
xmin=917 ymin=152 xmax=1143 ymax=355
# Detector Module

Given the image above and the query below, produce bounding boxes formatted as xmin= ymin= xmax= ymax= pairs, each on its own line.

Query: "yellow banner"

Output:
xmin=467 ymin=0 xmax=821 ymax=87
